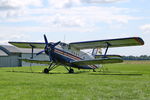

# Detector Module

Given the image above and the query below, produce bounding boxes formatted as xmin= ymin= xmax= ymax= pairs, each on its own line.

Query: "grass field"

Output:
xmin=0 ymin=61 xmax=150 ymax=100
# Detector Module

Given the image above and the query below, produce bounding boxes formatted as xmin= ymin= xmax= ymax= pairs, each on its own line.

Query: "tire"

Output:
xmin=69 ymin=69 xmax=74 ymax=73
xmin=43 ymin=68 xmax=49 ymax=74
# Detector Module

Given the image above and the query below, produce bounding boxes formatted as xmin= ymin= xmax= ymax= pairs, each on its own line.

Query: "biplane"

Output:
xmin=9 ymin=35 xmax=144 ymax=73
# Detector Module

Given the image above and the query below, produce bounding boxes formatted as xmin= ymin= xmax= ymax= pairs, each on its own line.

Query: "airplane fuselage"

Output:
xmin=50 ymin=43 xmax=99 ymax=69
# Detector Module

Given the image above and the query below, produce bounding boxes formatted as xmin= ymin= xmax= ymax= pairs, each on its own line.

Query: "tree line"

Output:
xmin=122 ymin=55 xmax=150 ymax=60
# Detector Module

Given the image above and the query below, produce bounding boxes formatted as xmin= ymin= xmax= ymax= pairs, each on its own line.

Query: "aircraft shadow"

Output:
xmin=89 ymin=73 xmax=143 ymax=76
xmin=6 ymin=71 xmax=143 ymax=76
xmin=49 ymin=71 xmax=89 ymax=74
xmin=6 ymin=71 xmax=43 ymax=74
xmin=6 ymin=71 xmax=88 ymax=75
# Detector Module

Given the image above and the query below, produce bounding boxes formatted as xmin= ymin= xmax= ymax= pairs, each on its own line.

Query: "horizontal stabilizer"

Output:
xmin=21 ymin=58 xmax=50 ymax=64
xmin=69 ymin=37 xmax=144 ymax=49
xmin=71 ymin=57 xmax=123 ymax=65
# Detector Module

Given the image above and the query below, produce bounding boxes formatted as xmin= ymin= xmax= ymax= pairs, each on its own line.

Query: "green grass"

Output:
xmin=0 ymin=62 xmax=150 ymax=100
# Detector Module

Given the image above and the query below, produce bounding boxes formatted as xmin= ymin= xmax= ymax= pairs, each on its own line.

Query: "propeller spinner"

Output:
xmin=36 ymin=34 xmax=60 ymax=62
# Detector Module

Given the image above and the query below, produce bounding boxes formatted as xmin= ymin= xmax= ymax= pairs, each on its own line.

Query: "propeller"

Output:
xmin=36 ymin=34 xmax=61 ymax=62
xmin=44 ymin=34 xmax=48 ymax=45
xmin=36 ymin=50 xmax=45 ymax=56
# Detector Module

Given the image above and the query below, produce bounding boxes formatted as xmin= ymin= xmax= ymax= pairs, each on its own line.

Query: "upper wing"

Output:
xmin=8 ymin=42 xmax=46 ymax=48
xmin=71 ymin=57 xmax=123 ymax=65
xmin=69 ymin=37 xmax=144 ymax=49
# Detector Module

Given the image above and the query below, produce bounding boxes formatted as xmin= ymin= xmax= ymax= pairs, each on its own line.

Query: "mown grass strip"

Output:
xmin=0 ymin=62 xmax=150 ymax=100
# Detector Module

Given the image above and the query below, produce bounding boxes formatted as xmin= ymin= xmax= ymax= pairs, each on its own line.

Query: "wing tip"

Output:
xmin=134 ymin=37 xmax=144 ymax=45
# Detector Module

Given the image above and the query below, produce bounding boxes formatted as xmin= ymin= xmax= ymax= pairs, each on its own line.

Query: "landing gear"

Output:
xmin=43 ymin=62 xmax=59 ymax=74
xmin=44 ymin=68 xmax=49 ymax=73
xmin=64 ymin=66 xmax=74 ymax=73
xmin=69 ymin=68 xmax=74 ymax=73
xmin=93 ymin=69 xmax=96 ymax=72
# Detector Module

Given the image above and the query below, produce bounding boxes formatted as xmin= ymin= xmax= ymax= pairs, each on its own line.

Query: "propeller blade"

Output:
xmin=36 ymin=50 xmax=45 ymax=56
xmin=44 ymin=34 xmax=48 ymax=45
xmin=53 ymin=41 xmax=61 ymax=47
xmin=43 ymin=34 xmax=60 ymax=62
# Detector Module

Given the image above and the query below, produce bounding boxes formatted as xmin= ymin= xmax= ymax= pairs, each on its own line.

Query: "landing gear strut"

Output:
xmin=64 ymin=66 xmax=74 ymax=73
xmin=43 ymin=62 xmax=59 ymax=74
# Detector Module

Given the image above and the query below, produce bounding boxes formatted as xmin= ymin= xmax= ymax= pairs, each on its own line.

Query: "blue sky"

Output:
xmin=0 ymin=0 xmax=149 ymax=56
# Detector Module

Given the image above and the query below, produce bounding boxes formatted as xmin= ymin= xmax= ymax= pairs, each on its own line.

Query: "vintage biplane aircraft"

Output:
xmin=9 ymin=35 xmax=144 ymax=73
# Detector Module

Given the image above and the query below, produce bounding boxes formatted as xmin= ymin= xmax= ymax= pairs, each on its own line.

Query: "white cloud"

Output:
xmin=48 ymin=0 xmax=129 ymax=8
xmin=0 ymin=0 xmax=43 ymax=18
xmin=50 ymin=14 xmax=86 ymax=27
xmin=0 ymin=0 xmax=43 ymax=9
xmin=140 ymin=24 xmax=150 ymax=33
xmin=0 ymin=0 xmax=137 ymax=27
xmin=0 ymin=25 xmax=97 ymax=35
xmin=0 ymin=5 xmax=139 ymax=33
xmin=48 ymin=0 xmax=81 ymax=8
xmin=81 ymin=0 xmax=129 ymax=3
xmin=49 ymin=6 xmax=138 ymax=26
xmin=0 ymin=32 xmax=28 ymax=44
xmin=0 ymin=0 xmax=140 ymax=35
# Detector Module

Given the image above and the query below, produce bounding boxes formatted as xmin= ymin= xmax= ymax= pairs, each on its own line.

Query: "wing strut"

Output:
xmin=103 ymin=42 xmax=111 ymax=58
xmin=29 ymin=44 xmax=35 ymax=59
xmin=29 ymin=44 xmax=35 ymax=73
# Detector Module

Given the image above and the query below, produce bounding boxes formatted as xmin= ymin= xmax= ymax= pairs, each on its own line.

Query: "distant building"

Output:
xmin=0 ymin=45 xmax=49 ymax=67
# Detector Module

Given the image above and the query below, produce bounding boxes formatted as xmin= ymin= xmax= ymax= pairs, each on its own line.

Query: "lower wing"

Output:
xmin=94 ymin=55 xmax=122 ymax=58
xmin=71 ymin=57 xmax=123 ymax=65
xmin=21 ymin=58 xmax=50 ymax=64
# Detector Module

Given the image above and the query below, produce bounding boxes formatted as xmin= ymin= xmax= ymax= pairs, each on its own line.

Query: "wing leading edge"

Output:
xmin=69 ymin=37 xmax=144 ymax=49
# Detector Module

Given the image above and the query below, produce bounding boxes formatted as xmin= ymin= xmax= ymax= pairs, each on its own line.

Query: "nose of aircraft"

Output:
xmin=36 ymin=34 xmax=61 ymax=62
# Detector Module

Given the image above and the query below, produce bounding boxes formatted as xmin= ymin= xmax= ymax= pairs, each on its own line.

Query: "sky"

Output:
xmin=0 ymin=0 xmax=149 ymax=56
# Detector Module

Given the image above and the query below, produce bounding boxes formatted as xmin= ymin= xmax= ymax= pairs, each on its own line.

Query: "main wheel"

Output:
xmin=69 ymin=69 xmax=74 ymax=73
xmin=93 ymin=69 xmax=96 ymax=72
xmin=43 ymin=68 xmax=49 ymax=74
